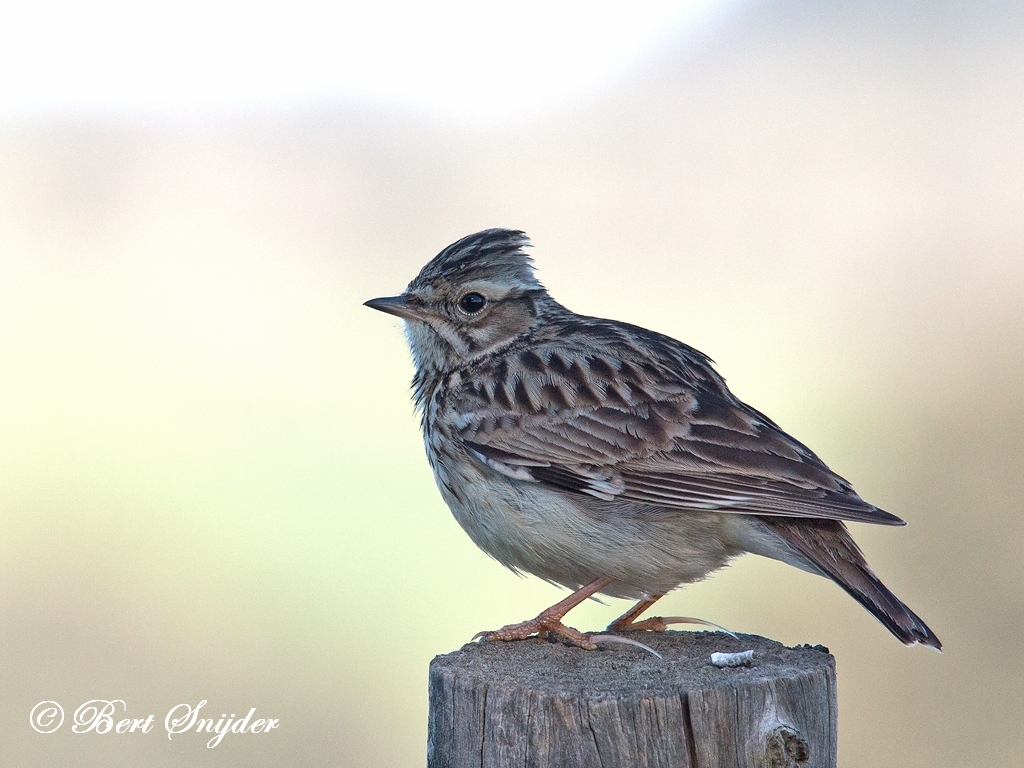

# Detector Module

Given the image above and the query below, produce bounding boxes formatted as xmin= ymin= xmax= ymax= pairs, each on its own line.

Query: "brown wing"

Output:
xmin=450 ymin=336 xmax=904 ymax=526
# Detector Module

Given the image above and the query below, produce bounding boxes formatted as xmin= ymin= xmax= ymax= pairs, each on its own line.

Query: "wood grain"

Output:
xmin=427 ymin=631 xmax=836 ymax=768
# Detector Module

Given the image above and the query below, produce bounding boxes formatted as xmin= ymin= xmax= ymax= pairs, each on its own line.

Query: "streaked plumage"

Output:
xmin=366 ymin=229 xmax=941 ymax=650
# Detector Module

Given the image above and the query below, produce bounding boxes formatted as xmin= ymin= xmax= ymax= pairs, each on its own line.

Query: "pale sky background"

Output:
xmin=0 ymin=0 xmax=738 ymax=122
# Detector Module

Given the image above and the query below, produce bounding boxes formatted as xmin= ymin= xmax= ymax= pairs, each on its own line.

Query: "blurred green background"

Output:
xmin=2 ymin=1 xmax=1023 ymax=766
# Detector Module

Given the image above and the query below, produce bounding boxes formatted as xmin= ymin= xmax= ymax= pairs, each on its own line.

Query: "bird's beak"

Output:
xmin=363 ymin=294 xmax=430 ymax=322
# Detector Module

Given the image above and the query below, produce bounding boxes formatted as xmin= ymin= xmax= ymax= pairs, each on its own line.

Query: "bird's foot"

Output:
xmin=474 ymin=609 xmax=596 ymax=650
xmin=608 ymin=615 xmax=672 ymax=632
xmin=607 ymin=615 xmax=737 ymax=637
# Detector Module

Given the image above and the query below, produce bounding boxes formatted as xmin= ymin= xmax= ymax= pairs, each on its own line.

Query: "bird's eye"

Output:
xmin=458 ymin=292 xmax=487 ymax=314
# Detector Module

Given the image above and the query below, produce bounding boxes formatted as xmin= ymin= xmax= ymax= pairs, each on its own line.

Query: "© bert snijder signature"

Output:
xmin=30 ymin=699 xmax=279 ymax=747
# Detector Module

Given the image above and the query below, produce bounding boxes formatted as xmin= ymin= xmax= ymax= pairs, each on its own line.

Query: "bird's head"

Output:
xmin=365 ymin=229 xmax=550 ymax=373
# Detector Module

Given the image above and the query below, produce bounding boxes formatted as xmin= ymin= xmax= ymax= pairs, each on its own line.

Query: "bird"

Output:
xmin=365 ymin=228 xmax=941 ymax=651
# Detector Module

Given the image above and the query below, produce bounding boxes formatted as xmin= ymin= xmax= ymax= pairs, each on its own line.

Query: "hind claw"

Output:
xmin=610 ymin=615 xmax=737 ymax=638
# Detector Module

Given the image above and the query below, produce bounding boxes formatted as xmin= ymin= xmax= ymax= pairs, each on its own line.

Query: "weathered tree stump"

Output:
xmin=428 ymin=631 xmax=836 ymax=768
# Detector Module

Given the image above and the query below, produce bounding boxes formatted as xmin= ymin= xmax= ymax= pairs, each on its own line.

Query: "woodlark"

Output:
xmin=366 ymin=229 xmax=941 ymax=651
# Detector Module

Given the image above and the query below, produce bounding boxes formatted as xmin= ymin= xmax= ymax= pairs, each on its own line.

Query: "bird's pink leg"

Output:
xmin=475 ymin=576 xmax=614 ymax=650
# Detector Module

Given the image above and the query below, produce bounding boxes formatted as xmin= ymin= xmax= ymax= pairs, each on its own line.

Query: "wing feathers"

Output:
xmin=451 ymin=336 xmax=904 ymax=526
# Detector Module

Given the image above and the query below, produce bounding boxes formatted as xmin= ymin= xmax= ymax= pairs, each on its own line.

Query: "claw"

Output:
xmin=632 ymin=616 xmax=739 ymax=639
xmin=607 ymin=595 xmax=738 ymax=639
xmin=590 ymin=633 xmax=662 ymax=659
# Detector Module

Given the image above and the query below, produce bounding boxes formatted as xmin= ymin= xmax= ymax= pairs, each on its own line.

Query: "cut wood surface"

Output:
xmin=428 ymin=631 xmax=836 ymax=768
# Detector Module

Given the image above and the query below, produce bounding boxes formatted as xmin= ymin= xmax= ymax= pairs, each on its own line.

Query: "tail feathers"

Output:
xmin=763 ymin=518 xmax=942 ymax=651
xmin=832 ymin=559 xmax=942 ymax=650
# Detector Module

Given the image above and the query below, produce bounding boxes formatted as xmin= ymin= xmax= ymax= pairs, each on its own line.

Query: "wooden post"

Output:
xmin=428 ymin=631 xmax=836 ymax=768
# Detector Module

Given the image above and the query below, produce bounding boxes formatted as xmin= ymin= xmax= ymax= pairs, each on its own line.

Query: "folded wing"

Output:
xmin=452 ymin=339 xmax=903 ymax=526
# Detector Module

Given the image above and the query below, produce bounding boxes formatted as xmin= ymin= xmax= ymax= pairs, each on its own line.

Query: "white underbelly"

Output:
xmin=431 ymin=453 xmax=738 ymax=600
